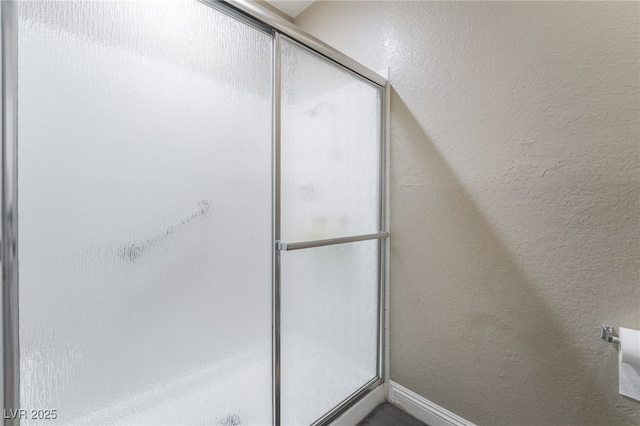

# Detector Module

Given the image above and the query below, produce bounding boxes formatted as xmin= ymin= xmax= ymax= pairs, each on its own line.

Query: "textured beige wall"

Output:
xmin=295 ymin=2 xmax=640 ymax=425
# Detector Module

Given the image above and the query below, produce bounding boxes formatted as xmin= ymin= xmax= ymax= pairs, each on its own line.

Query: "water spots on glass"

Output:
xmin=119 ymin=200 xmax=211 ymax=262
xmin=281 ymin=39 xmax=382 ymax=243
xmin=217 ymin=414 xmax=242 ymax=426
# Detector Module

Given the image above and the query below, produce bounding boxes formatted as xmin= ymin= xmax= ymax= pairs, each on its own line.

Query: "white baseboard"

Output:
xmin=330 ymin=384 xmax=385 ymax=426
xmin=387 ymin=381 xmax=476 ymax=426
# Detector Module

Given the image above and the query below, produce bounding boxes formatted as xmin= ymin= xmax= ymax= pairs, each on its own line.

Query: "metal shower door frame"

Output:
xmin=0 ymin=1 xmax=389 ymax=425
xmin=269 ymin=31 xmax=388 ymax=426
xmin=1 ymin=2 xmax=19 ymax=424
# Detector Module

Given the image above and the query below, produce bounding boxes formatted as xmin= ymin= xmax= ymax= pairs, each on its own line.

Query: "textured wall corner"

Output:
xmin=296 ymin=2 xmax=640 ymax=425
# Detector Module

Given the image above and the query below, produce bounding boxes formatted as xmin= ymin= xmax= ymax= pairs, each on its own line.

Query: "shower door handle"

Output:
xmin=276 ymin=232 xmax=389 ymax=251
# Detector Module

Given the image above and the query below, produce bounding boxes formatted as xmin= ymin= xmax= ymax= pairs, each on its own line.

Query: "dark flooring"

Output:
xmin=357 ymin=403 xmax=427 ymax=426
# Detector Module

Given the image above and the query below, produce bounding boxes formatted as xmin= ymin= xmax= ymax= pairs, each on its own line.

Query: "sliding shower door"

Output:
xmin=279 ymin=38 xmax=383 ymax=426
xmin=16 ymin=1 xmax=272 ymax=424
xmin=5 ymin=2 xmax=385 ymax=425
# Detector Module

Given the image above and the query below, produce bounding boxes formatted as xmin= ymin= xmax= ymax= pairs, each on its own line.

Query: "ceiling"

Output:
xmin=264 ymin=0 xmax=315 ymax=18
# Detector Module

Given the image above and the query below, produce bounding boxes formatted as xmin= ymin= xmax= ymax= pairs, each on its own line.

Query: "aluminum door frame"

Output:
xmin=0 ymin=1 xmax=389 ymax=425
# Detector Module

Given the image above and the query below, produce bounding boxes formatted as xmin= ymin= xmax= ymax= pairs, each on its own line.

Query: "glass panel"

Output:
xmin=17 ymin=1 xmax=272 ymax=424
xmin=281 ymin=39 xmax=382 ymax=243
xmin=281 ymin=241 xmax=379 ymax=426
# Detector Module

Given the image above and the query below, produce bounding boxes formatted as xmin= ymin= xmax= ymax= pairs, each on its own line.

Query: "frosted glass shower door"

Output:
xmin=280 ymin=38 xmax=383 ymax=426
xmin=17 ymin=1 xmax=272 ymax=424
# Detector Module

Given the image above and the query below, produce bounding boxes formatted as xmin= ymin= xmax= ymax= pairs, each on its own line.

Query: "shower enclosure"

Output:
xmin=0 ymin=1 xmax=387 ymax=425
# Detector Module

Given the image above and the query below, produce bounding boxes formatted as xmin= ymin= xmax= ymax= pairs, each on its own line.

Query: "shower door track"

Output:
xmin=1 ymin=1 xmax=19 ymax=422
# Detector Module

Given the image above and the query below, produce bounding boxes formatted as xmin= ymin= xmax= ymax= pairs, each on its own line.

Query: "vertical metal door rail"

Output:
xmin=1 ymin=1 xmax=19 ymax=425
xmin=377 ymin=85 xmax=387 ymax=383
xmin=272 ymin=32 xmax=282 ymax=426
